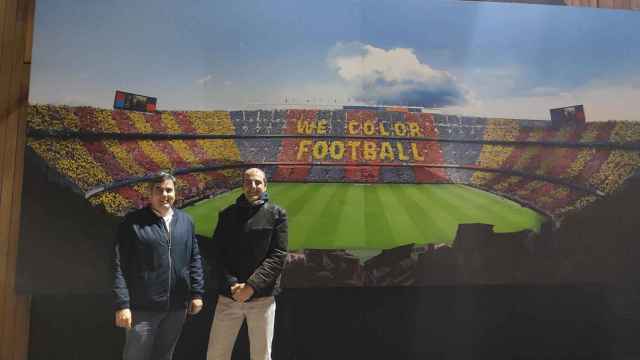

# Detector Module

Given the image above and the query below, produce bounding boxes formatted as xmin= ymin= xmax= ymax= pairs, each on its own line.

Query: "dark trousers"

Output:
xmin=123 ymin=309 xmax=187 ymax=360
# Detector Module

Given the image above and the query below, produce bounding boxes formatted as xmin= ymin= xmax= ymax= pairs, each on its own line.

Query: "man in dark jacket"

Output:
xmin=113 ymin=172 xmax=205 ymax=360
xmin=206 ymin=168 xmax=288 ymax=360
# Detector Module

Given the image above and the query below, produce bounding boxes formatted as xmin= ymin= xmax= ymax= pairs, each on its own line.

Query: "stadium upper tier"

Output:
xmin=26 ymin=105 xmax=640 ymax=219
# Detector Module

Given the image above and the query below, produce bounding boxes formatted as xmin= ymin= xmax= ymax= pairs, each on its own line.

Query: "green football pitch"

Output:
xmin=184 ymin=183 xmax=546 ymax=251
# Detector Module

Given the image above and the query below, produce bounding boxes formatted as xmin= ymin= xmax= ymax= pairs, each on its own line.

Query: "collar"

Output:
xmin=150 ymin=206 xmax=174 ymax=221
xmin=236 ymin=192 xmax=269 ymax=208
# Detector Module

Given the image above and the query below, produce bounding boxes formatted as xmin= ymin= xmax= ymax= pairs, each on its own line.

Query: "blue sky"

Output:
xmin=29 ymin=0 xmax=640 ymax=121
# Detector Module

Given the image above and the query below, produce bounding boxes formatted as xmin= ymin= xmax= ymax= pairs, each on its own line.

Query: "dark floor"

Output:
xmin=28 ymin=285 xmax=638 ymax=360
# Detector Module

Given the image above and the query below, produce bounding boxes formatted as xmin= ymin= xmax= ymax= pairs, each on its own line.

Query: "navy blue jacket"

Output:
xmin=206 ymin=194 xmax=288 ymax=299
xmin=113 ymin=206 xmax=204 ymax=311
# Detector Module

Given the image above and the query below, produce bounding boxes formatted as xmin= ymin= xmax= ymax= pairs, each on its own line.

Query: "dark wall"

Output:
xmin=29 ymin=286 xmax=616 ymax=360
xmin=553 ymin=176 xmax=640 ymax=285
xmin=17 ymin=151 xmax=118 ymax=293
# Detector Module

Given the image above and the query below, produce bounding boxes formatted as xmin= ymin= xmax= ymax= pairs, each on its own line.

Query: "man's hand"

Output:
xmin=230 ymin=283 xmax=242 ymax=295
xmin=115 ymin=308 xmax=132 ymax=329
xmin=189 ymin=298 xmax=204 ymax=315
xmin=231 ymin=283 xmax=255 ymax=303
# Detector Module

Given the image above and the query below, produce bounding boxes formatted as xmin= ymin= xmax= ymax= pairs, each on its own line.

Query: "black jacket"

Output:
xmin=112 ymin=206 xmax=204 ymax=311
xmin=207 ymin=194 xmax=288 ymax=299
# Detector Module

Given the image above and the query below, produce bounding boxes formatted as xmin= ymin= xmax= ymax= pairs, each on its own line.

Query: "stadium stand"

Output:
xmin=306 ymin=166 xmax=346 ymax=183
xmin=26 ymin=105 xmax=640 ymax=220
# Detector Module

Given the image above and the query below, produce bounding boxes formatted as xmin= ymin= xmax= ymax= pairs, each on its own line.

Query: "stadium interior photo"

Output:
xmin=2 ymin=0 xmax=640 ymax=359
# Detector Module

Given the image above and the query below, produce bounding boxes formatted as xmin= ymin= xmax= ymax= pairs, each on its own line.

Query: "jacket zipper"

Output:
xmin=163 ymin=219 xmax=172 ymax=308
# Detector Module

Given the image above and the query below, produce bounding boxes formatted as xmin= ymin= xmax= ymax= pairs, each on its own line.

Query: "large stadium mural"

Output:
xmin=20 ymin=0 xmax=640 ymax=291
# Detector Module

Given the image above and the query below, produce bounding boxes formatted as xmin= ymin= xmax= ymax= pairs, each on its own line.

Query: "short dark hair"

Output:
xmin=151 ymin=170 xmax=176 ymax=185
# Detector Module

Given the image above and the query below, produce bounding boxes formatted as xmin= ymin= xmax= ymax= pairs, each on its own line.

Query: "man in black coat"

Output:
xmin=113 ymin=172 xmax=205 ymax=360
xmin=206 ymin=168 xmax=288 ymax=360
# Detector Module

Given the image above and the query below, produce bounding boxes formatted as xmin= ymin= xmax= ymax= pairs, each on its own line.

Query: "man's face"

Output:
xmin=243 ymin=169 xmax=267 ymax=203
xmin=150 ymin=179 xmax=176 ymax=214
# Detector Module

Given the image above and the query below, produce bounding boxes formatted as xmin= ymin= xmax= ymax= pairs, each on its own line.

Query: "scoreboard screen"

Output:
xmin=113 ymin=90 xmax=157 ymax=112
xmin=550 ymin=105 xmax=585 ymax=127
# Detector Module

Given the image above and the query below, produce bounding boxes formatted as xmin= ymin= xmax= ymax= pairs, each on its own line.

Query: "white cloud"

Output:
xmin=328 ymin=42 xmax=470 ymax=108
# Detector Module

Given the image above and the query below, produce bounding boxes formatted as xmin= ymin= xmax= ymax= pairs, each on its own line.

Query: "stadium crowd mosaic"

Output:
xmin=27 ymin=105 xmax=640 ymax=220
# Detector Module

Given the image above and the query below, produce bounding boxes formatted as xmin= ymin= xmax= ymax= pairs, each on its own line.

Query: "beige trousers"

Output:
xmin=206 ymin=295 xmax=276 ymax=360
